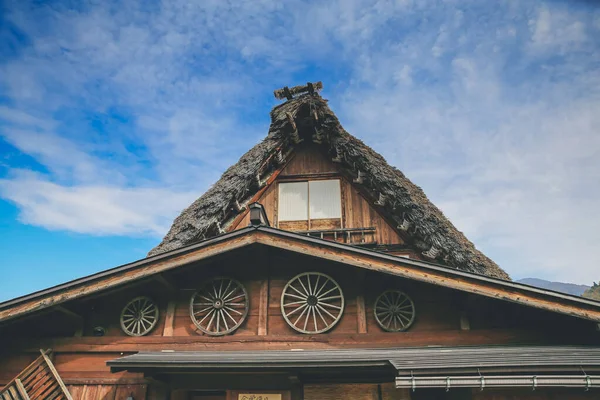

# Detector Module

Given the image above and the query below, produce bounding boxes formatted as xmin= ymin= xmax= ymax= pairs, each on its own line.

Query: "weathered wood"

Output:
xmin=40 ymin=350 xmax=73 ymax=400
xmin=55 ymin=306 xmax=84 ymax=337
xmin=356 ymin=270 xmax=368 ymax=334
xmin=252 ymin=231 xmax=600 ymax=322
xmin=163 ymin=301 xmax=176 ymax=337
xmin=15 ymin=379 xmax=30 ymax=400
xmin=227 ymin=162 xmax=288 ymax=232
xmin=0 ymin=234 xmax=256 ymax=323
xmin=274 ymin=82 xmax=323 ymax=100
xmin=258 ymin=279 xmax=270 ymax=336
xmin=460 ymin=311 xmax=471 ymax=331
xmin=155 ymin=274 xmax=178 ymax=293
xmin=6 ymin=329 xmax=558 ymax=356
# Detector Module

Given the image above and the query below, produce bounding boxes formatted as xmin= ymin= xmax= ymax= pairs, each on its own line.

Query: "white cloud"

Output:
xmin=0 ymin=171 xmax=197 ymax=236
xmin=334 ymin=2 xmax=600 ymax=284
xmin=1 ymin=0 xmax=599 ymax=286
xmin=0 ymin=106 xmax=56 ymax=131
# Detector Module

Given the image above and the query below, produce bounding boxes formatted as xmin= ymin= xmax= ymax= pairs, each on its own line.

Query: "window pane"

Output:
xmin=309 ymin=180 xmax=341 ymax=219
xmin=278 ymin=182 xmax=308 ymax=221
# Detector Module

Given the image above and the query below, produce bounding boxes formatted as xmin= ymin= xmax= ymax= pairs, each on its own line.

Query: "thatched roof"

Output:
xmin=149 ymin=91 xmax=509 ymax=280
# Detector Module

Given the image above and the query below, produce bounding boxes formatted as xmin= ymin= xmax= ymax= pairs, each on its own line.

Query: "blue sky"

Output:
xmin=0 ymin=0 xmax=599 ymax=302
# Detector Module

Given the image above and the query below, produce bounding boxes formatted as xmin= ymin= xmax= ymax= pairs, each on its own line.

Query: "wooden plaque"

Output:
xmin=238 ymin=394 xmax=282 ymax=400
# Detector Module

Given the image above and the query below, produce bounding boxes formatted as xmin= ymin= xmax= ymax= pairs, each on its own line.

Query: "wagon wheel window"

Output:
xmin=374 ymin=290 xmax=415 ymax=332
xmin=120 ymin=296 xmax=159 ymax=336
xmin=281 ymin=272 xmax=344 ymax=334
xmin=189 ymin=277 xmax=249 ymax=336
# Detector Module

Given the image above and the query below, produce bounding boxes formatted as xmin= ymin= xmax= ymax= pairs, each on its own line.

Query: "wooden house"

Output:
xmin=1 ymin=83 xmax=599 ymax=400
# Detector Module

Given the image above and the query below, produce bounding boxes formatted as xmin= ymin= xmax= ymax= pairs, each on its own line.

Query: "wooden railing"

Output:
xmin=296 ymin=227 xmax=377 ymax=244
xmin=1 ymin=349 xmax=73 ymax=400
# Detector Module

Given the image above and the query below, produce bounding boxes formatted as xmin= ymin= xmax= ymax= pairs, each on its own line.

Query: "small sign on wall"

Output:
xmin=238 ymin=395 xmax=282 ymax=400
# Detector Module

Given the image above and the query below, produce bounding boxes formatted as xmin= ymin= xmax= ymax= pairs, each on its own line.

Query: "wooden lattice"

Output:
xmin=0 ymin=349 xmax=73 ymax=400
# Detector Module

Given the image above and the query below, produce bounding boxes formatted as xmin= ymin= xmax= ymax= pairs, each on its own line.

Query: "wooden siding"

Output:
xmin=304 ymin=383 xmax=409 ymax=400
xmin=1 ymin=247 xmax=598 ymax=389
xmin=230 ymin=145 xmax=405 ymax=247
xmin=0 ymin=350 xmax=72 ymax=400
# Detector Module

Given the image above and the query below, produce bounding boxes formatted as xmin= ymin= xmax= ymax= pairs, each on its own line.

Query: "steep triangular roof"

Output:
xmin=150 ymin=88 xmax=508 ymax=279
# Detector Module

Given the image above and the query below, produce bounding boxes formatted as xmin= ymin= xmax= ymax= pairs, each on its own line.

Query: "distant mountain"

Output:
xmin=516 ymin=278 xmax=590 ymax=296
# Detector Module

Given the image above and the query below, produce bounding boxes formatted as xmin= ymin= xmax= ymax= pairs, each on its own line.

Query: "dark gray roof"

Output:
xmin=149 ymin=92 xmax=509 ymax=280
xmin=108 ymin=346 xmax=600 ymax=374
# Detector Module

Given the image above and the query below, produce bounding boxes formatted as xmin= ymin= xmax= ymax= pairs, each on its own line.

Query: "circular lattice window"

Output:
xmin=374 ymin=290 xmax=415 ymax=332
xmin=280 ymin=272 xmax=344 ymax=334
xmin=120 ymin=296 xmax=159 ymax=336
xmin=189 ymin=277 xmax=249 ymax=336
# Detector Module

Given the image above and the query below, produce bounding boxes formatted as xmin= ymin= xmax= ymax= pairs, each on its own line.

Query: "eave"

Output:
xmin=1 ymin=226 xmax=600 ymax=324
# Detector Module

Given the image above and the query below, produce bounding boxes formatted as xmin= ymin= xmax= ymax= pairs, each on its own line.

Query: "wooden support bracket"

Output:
xmin=163 ymin=301 xmax=176 ymax=337
xmin=155 ymin=274 xmax=178 ymax=293
xmin=460 ymin=311 xmax=471 ymax=331
xmin=55 ymin=306 xmax=84 ymax=337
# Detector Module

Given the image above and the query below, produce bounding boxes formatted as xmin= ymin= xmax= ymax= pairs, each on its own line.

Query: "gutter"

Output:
xmin=396 ymin=374 xmax=598 ymax=391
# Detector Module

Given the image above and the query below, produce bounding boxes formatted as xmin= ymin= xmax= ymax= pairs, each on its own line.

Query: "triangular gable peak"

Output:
xmin=150 ymin=83 xmax=508 ymax=279
xmin=226 ymin=145 xmax=408 ymax=252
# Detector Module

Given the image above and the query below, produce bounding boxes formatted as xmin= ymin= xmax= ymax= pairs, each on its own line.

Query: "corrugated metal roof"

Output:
xmin=108 ymin=346 xmax=600 ymax=374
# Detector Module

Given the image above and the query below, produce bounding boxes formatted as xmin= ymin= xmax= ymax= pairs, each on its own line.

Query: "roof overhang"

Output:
xmin=107 ymin=346 xmax=600 ymax=390
xmin=1 ymin=226 xmax=600 ymax=324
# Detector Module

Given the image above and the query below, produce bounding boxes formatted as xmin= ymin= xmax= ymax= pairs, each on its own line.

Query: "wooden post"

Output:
xmin=258 ymin=246 xmax=271 ymax=336
xmin=460 ymin=311 xmax=470 ymax=331
xmin=258 ymin=279 xmax=270 ymax=336
xmin=163 ymin=301 xmax=177 ymax=337
xmin=289 ymin=376 xmax=304 ymax=400
xmin=356 ymin=270 xmax=368 ymax=334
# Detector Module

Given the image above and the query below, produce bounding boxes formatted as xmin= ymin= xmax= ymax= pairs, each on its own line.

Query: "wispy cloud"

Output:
xmin=0 ymin=0 xmax=599 ymax=284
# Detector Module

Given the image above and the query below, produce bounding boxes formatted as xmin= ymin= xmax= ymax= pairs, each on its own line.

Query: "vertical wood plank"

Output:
xmin=163 ymin=301 xmax=177 ymax=337
xmin=460 ymin=311 xmax=471 ymax=331
xmin=356 ymin=270 xmax=368 ymax=334
xmin=114 ymin=384 xmax=147 ymax=400
xmin=258 ymin=279 xmax=270 ymax=336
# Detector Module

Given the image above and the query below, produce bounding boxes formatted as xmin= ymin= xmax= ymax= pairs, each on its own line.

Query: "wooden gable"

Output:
xmin=2 ymin=237 xmax=599 ymax=389
xmin=228 ymin=144 xmax=410 ymax=254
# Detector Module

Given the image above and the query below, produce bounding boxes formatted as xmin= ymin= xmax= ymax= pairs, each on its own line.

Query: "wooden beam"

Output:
xmin=40 ymin=349 xmax=73 ymax=400
xmin=14 ymin=330 xmax=554 ymax=354
xmin=15 ymin=379 xmax=30 ymax=400
xmin=253 ymin=231 xmax=600 ymax=323
xmin=55 ymin=306 xmax=83 ymax=337
xmin=356 ymin=270 xmax=367 ymax=334
xmin=227 ymin=159 xmax=290 ymax=232
xmin=163 ymin=301 xmax=176 ymax=337
xmin=154 ymin=274 xmax=178 ymax=293
xmin=55 ymin=306 xmax=82 ymax=321
xmin=460 ymin=311 xmax=470 ymax=331
xmin=0 ymin=234 xmax=256 ymax=323
xmin=258 ymin=280 xmax=269 ymax=336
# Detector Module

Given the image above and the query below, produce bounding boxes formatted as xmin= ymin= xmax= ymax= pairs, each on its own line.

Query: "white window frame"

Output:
xmin=278 ymin=179 xmax=342 ymax=223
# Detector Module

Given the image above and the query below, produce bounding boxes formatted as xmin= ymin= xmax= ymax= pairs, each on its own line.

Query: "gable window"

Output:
xmin=278 ymin=179 xmax=342 ymax=230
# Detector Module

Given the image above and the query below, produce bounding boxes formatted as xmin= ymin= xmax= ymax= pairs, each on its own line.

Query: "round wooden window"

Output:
xmin=120 ymin=296 xmax=159 ymax=336
xmin=189 ymin=277 xmax=249 ymax=336
xmin=374 ymin=290 xmax=415 ymax=332
xmin=281 ymin=272 xmax=344 ymax=334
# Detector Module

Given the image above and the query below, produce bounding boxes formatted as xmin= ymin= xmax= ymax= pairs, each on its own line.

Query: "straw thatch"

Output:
xmin=149 ymin=92 xmax=509 ymax=280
